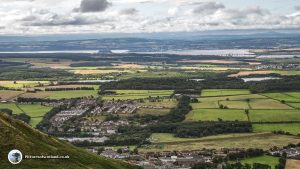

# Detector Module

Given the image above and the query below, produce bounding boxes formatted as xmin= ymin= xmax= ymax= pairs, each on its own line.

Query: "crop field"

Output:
xmin=0 ymin=90 xmax=24 ymax=101
xmin=249 ymin=99 xmax=293 ymax=109
xmin=185 ymin=109 xmax=248 ymax=122
xmin=263 ymin=93 xmax=300 ymax=102
xmin=102 ymin=90 xmax=173 ymax=100
xmin=253 ymin=123 xmax=300 ymax=135
xmin=137 ymin=108 xmax=170 ymax=116
xmin=70 ymin=69 xmax=132 ymax=75
xmin=35 ymin=85 xmax=100 ymax=90
xmin=249 ymin=110 xmax=300 ymax=122
xmin=240 ymin=155 xmax=279 ymax=169
xmin=136 ymin=99 xmax=178 ymax=108
xmin=201 ymin=89 xmax=250 ymax=97
xmin=0 ymin=103 xmax=52 ymax=127
xmin=0 ymin=81 xmax=49 ymax=89
xmin=140 ymin=133 xmax=300 ymax=152
xmin=20 ymin=90 xmax=99 ymax=99
xmin=285 ymin=160 xmax=300 ymax=169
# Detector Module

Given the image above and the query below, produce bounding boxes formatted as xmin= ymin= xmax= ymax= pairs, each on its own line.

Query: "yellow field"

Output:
xmin=285 ymin=159 xmax=300 ymax=169
xmin=70 ymin=69 xmax=132 ymax=75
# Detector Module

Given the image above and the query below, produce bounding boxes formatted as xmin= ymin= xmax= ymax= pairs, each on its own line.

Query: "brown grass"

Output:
xmin=0 ymin=91 xmax=25 ymax=101
xmin=228 ymin=71 xmax=273 ymax=77
xmin=285 ymin=159 xmax=300 ymax=169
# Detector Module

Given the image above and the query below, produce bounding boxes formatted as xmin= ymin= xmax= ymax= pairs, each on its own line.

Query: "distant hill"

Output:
xmin=0 ymin=113 xmax=139 ymax=169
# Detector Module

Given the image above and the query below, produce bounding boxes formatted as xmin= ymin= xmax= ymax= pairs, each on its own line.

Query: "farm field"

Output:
xmin=136 ymin=99 xmax=178 ymax=108
xmin=263 ymin=93 xmax=300 ymax=102
xmin=102 ymin=90 xmax=173 ymax=100
xmin=249 ymin=110 xmax=300 ymax=122
xmin=70 ymin=69 xmax=132 ymax=75
xmin=0 ymin=90 xmax=24 ymax=101
xmin=228 ymin=70 xmax=300 ymax=77
xmin=240 ymin=155 xmax=279 ymax=169
xmin=140 ymin=133 xmax=300 ymax=152
xmin=0 ymin=81 xmax=49 ymax=89
xmin=201 ymin=89 xmax=250 ymax=97
xmin=249 ymin=99 xmax=293 ymax=109
xmin=20 ymin=90 xmax=99 ymax=99
xmin=0 ymin=103 xmax=52 ymax=127
xmin=35 ymin=85 xmax=100 ymax=90
xmin=253 ymin=123 xmax=300 ymax=135
xmin=285 ymin=159 xmax=300 ymax=169
xmin=185 ymin=109 xmax=248 ymax=122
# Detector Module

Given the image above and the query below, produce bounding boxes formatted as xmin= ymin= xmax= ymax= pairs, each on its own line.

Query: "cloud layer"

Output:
xmin=0 ymin=0 xmax=299 ymax=34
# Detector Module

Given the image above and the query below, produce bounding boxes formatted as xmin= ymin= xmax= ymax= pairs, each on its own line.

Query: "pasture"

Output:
xmin=249 ymin=110 xmax=300 ymax=122
xmin=0 ymin=81 xmax=49 ymax=89
xmin=0 ymin=103 xmax=52 ymax=127
xmin=201 ymin=89 xmax=250 ymax=97
xmin=140 ymin=133 xmax=300 ymax=152
xmin=20 ymin=90 xmax=99 ymax=99
xmin=253 ymin=123 xmax=300 ymax=135
xmin=102 ymin=90 xmax=173 ymax=100
xmin=185 ymin=109 xmax=248 ymax=122
xmin=240 ymin=155 xmax=279 ymax=169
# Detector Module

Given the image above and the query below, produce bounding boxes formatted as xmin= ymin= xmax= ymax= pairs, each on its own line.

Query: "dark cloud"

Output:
xmin=77 ymin=0 xmax=111 ymax=13
xmin=119 ymin=8 xmax=138 ymax=15
xmin=192 ymin=2 xmax=225 ymax=15
xmin=224 ymin=6 xmax=270 ymax=20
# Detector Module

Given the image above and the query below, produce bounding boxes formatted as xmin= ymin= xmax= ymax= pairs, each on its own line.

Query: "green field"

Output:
xmin=0 ymin=103 xmax=52 ymax=127
xmin=103 ymin=90 xmax=173 ymax=100
xmin=253 ymin=123 xmax=300 ymax=135
xmin=240 ymin=155 xmax=279 ymax=169
xmin=219 ymin=100 xmax=249 ymax=109
xmin=249 ymin=99 xmax=293 ymax=109
xmin=20 ymin=90 xmax=99 ymax=99
xmin=201 ymin=89 xmax=250 ymax=97
xmin=249 ymin=110 xmax=300 ymax=122
xmin=140 ymin=133 xmax=300 ymax=152
xmin=263 ymin=92 xmax=300 ymax=102
xmin=185 ymin=109 xmax=248 ymax=122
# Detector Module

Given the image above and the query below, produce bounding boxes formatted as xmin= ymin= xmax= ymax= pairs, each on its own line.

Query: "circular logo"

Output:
xmin=8 ymin=149 xmax=23 ymax=164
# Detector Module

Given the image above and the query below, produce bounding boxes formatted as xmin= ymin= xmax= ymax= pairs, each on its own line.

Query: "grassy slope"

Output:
xmin=0 ymin=113 xmax=139 ymax=169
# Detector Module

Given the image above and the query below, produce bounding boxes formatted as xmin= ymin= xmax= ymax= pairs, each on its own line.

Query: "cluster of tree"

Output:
xmin=227 ymin=149 xmax=264 ymax=161
xmin=248 ymin=76 xmax=300 ymax=93
xmin=174 ymin=121 xmax=252 ymax=138
xmin=14 ymin=113 xmax=31 ymax=124
xmin=160 ymin=95 xmax=192 ymax=123
xmin=192 ymin=162 xmax=271 ymax=169
xmin=0 ymin=68 xmax=74 ymax=80
xmin=36 ymin=105 xmax=68 ymax=131
xmin=0 ymin=108 xmax=31 ymax=124
xmin=275 ymin=152 xmax=287 ymax=169
xmin=101 ymin=78 xmax=201 ymax=90
xmin=45 ymin=87 xmax=94 ymax=91
xmin=17 ymin=97 xmax=57 ymax=103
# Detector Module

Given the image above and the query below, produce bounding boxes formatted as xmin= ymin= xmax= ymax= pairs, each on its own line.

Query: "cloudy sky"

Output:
xmin=0 ymin=0 xmax=299 ymax=34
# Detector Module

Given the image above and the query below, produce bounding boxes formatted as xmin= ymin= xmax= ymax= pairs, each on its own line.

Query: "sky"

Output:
xmin=0 ymin=0 xmax=299 ymax=35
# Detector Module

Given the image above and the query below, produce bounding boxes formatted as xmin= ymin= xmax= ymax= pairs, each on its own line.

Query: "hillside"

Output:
xmin=0 ymin=113 xmax=139 ymax=169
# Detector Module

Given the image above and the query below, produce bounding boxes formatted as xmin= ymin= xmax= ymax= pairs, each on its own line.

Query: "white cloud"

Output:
xmin=0 ymin=0 xmax=299 ymax=34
